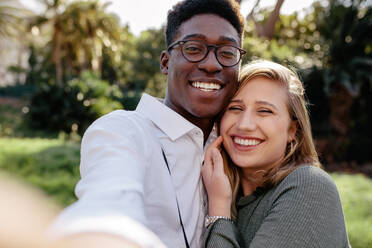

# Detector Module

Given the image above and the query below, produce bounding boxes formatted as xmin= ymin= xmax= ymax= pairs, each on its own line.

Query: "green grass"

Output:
xmin=332 ymin=173 xmax=372 ymax=248
xmin=0 ymin=138 xmax=80 ymax=206
xmin=0 ymin=137 xmax=371 ymax=247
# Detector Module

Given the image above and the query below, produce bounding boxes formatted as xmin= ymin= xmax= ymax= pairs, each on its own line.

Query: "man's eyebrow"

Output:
xmin=255 ymin=100 xmax=279 ymax=111
xmin=218 ymin=36 xmax=238 ymax=45
xmin=182 ymin=34 xmax=206 ymax=40
xmin=181 ymin=34 xmax=239 ymax=45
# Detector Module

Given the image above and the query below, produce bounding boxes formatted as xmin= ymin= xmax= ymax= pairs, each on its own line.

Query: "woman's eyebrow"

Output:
xmin=255 ymin=100 xmax=278 ymax=111
xmin=229 ymin=99 xmax=243 ymax=104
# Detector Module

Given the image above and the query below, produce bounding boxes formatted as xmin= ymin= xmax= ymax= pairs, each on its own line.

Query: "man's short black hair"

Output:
xmin=165 ymin=0 xmax=245 ymax=47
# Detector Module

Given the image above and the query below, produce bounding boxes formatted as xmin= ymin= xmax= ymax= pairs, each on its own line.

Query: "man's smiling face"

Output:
xmin=161 ymin=14 xmax=241 ymax=124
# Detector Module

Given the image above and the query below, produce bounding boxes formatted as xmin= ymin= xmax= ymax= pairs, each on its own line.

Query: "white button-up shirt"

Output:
xmin=52 ymin=94 xmax=215 ymax=248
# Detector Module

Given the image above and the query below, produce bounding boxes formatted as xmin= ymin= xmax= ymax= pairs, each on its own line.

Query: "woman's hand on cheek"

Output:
xmin=202 ymin=136 xmax=232 ymax=217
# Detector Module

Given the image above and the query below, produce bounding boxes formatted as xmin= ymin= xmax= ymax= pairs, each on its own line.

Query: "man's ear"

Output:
xmin=160 ymin=51 xmax=169 ymax=75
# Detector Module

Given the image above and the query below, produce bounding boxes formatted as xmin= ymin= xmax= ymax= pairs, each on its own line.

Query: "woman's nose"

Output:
xmin=236 ymin=111 xmax=256 ymax=131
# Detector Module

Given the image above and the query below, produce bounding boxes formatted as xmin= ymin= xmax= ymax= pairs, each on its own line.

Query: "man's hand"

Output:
xmin=202 ymin=136 xmax=232 ymax=217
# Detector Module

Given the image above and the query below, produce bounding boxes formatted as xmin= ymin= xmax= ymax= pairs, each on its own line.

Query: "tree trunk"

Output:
xmin=52 ymin=20 xmax=63 ymax=86
xmin=252 ymin=0 xmax=285 ymax=40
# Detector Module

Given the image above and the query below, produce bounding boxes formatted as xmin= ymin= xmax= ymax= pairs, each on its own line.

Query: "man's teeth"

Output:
xmin=234 ymin=137 xmax=260 ymax=146
xmin=192 ymin=82 xmax=221 ymax=91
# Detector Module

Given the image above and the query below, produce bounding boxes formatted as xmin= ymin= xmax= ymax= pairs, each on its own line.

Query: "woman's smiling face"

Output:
xmin=220 ymin=76 xmax=297 ymax=175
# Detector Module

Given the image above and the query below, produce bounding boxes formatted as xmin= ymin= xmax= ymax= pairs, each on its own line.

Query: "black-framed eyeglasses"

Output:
xmin=167 ymin=40 xmax=246 ymax=67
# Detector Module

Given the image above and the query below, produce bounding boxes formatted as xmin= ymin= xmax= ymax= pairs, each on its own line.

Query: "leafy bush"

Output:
xmin=0 ymin=104 xmax=26 ymax=137
xmin=28 ymin=71 xmax=123 ymax=135
xmin=0 ymin=138 xmax=80 ymax=206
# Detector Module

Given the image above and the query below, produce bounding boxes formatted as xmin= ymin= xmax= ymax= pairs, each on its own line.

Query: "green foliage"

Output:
xmin=0 ymin=138 xmax=80 ymax=206
xmin=101 ymin=25 xmax=136 ymax=86
xmin=303 ymin=0 xmax=372 ymax=163
xmin=25 ymin=45 xmax=55 ymax=86
xmin=316 ymin=0 xmax=372 ymax=94
xmin=0 ymin=103 xmax=26 ymax=137
xmin=243 ymin=5 xmax=323 ymax=68
xmin=132 ymin=28 xmax=167 ymax=98
xmin=112 ymin=27 xmax=167 ymax=110
xmin=0 ymin=97 xmax=56 ymax=138
xmin=28 ymin=71 xmax=123 ymax=134
xmin=332 ymin=173 xmax=372 ymax=248
xmin=28 ymin=0 xmax=125 ymax=83
xmin=300 ymin=67 xmax=330 ymax=136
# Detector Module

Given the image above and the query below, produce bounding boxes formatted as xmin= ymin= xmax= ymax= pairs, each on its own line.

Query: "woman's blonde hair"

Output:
xmin=218 ymin=60 xmax=321 ymax=219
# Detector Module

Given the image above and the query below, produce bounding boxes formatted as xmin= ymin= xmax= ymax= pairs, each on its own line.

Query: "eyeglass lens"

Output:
xmin=181 ymin=41 xmax=240 ymax=67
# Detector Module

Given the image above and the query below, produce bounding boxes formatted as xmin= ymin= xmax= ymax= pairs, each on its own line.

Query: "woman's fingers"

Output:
xmin=202 ymin=152 xmax=213 ymax=181
xmin=204 ymin=136 xmax=222 ymax=167
xmin=209 ymin=136 xmax=223 ymax=151
xmin=203 ymin=136 xmax=224 ymax=183
xmin=202 ymin=160 xmax=212 ymax=181
xmin=211 ymin=148 xmax=224 ymax=174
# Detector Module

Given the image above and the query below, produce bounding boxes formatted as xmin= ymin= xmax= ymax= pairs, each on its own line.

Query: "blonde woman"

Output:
xmin=202 ymin=60 xmax=350 ymax=247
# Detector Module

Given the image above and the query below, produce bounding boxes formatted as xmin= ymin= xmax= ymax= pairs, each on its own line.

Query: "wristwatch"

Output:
xmin=204 ymin=215 xmax=232 ymax=228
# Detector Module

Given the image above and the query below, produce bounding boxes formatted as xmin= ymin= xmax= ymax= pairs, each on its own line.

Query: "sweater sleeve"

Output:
xmin=203 ymin=219 xmax=241 ymax=248
xmin=249 ymin=166 xmax=350 ymax=248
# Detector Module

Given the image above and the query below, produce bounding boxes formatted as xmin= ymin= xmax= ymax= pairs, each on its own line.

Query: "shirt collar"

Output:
xmin=136 ymin=93 xmax=198 ymax=141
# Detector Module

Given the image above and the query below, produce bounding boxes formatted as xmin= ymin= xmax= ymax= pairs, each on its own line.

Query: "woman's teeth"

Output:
xmin=234 ymin=137 xmax=261 ymax=146
xmin=192 ymin=82 xmax=221 ymax=91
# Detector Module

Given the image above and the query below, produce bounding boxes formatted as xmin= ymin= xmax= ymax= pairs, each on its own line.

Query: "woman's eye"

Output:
xmin=228 ymin=106 xmax=242 ymax=111
xmin=258 ymin=109 xmax=273 ymax=114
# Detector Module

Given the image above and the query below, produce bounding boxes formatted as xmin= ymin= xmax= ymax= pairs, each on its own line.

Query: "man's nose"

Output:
xmin=198 ymin=49 xmax=223 ymax=73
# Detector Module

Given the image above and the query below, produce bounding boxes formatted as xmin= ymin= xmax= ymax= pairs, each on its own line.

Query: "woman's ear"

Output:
xmin=160 ymin=51 xmax=169 ymax=75
xmin=288 ymin=120 xmax=298 ymax=143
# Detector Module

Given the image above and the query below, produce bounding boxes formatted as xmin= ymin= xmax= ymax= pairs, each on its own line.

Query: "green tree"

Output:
xmin=315 ymin=0 xmax=372 ymax=163
xmin=119 ymin=27 xmax=167 ymax=110
xmin=296 ymin=0 xmax=372 ymax=163
xmin=29 ymin=0 xmax=123 ymax=85
xmin=57 ymin=0 xmax=123 ymax=77
xmin=101 ymin=24 xmax=136 ymax=87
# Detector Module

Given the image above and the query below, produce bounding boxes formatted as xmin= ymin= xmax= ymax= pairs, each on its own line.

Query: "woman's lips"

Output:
xmin=231 ymin=136 xmax=263 ymax=151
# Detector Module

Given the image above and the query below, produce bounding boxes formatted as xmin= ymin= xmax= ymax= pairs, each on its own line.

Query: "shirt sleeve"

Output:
xmin=50 ymin=111 xmax=166 ymax=247
xmin=249 ymin=166 xmax=350 ymax=248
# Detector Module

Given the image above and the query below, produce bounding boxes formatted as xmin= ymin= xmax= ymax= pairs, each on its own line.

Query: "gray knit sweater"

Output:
xmin=203 ymin=165 xmax=350 ymax=248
